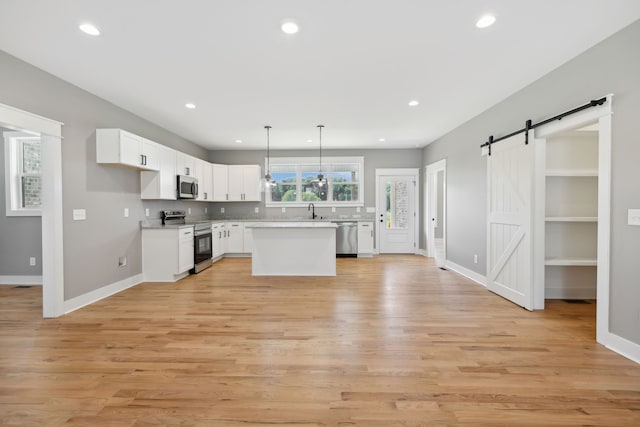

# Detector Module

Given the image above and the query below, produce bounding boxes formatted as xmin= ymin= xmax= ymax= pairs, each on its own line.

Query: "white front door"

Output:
xmin=376 ymin=170 xmax=418 ymax=254
xmin=486 ymin=132 xmax=534 ymax=310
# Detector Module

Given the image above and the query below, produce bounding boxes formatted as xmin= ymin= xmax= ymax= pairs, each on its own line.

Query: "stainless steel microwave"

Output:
xmin=177 ymin=175 xmax=198 ymax=199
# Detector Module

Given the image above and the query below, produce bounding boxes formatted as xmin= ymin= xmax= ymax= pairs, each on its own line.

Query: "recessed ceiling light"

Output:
xmin=79 ymin=23 xmax=100 ymax=36
xmin=185 ymin=103 xmax=196 ymax=109
xmin=476 ymin=14 xmax=496 ymax=29
xmin=408 ymin=100 xmax=420 ymax=107
xmin=281 ymin=21 xmax=299 ymax=34
xmin=235 ymin=139 xmax=243 ymax=144
xmin=379 ymin=138 xmax=386 ymax=142
xmin=306 ymin=139 xmax=313 ymax=143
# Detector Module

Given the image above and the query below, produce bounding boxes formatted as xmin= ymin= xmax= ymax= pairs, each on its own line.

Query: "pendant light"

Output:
xmin=263 ymin=125 xmax=276 ymax=188
xmin=316 ymin=124 xmax=326 ymax=187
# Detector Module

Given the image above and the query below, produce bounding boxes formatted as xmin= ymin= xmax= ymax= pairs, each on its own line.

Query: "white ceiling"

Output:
xmin=0 ymin=1 xmax=639 ymax=150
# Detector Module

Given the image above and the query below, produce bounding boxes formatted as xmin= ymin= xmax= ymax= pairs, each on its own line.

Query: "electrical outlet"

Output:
xmin=72 ymin=209 xmax=86 ymax=221
xmin=281 ymin=207 xmax=286 ymax=213
xmin=124 ymin=208 xmax=129 ymax=217
xmin=145 ymin=208 xmax=149 ymax=217
xmin=255 ymin=207 xmax=259 ymax=213
xmin=356 ymin=207 xmax=361 ymax=213
xmin=205 ymin=207 xmax=208 ymax=214
xmin=332 ymin=207 xmax=336 ymax=213
xmin=188 ymin=208 xmax=192 ymax=215
xmin=118 ymin=256 xmax=127 ymax=267
xmin=29 ymin=257 xmax=36 ymax=266
xmin=221 ymin=207 xmax=225 ymax=213
xmin=628 ymin=209 xmax=640 ymax=226
xmin=474 ymin=254 xmax=478 ymax=264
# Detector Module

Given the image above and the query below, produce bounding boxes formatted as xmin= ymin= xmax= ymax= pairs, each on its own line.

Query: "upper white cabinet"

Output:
xmin=97 ymin=129 xmax=159 ymax=171
xmin=141 ymin=144 xmax=177 ymax=200
xmin=176 ymin=152 xmax=197 ymax=177
xmin=228 ymin=165 xmax=261 ymax=201
xmin=196 ymin=159 xmax=213 ymax=201
xmin=212 ymin=163 xmax=228 ymax=201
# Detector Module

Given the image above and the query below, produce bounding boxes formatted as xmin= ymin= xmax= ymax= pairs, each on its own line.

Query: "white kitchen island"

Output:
xmin=247 ymin=222 xmax=337 ymax=276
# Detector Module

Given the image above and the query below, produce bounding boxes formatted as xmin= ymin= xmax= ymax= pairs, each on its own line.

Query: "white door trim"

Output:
xmin=375 ymin=168 xmax=420 ymax=254
xmin=425 ymin=159 xmax=446 ymax=261
xmin=532 ymin=94 xmax=612 ymax=347
xmin=0 ymin=102 xmax=64 ymax=318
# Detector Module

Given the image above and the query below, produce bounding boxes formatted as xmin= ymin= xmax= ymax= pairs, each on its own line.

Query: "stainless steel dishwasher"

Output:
xmin=333 ymin=221 xmax=358 ymax=257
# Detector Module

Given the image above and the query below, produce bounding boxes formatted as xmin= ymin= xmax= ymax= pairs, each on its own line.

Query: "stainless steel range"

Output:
xmin=161 ymin=210 xmax=212 ymax=274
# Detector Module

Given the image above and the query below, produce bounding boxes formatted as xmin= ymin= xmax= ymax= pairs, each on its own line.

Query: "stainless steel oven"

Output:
xmin=192 ymin=222 xmax=213 ymax=273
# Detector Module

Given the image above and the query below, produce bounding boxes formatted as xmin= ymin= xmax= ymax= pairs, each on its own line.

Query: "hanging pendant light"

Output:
xmin=316 ymin=124 xmax=326 ymax=187
xmin=263 ymin=125 xmax=276 ymax=188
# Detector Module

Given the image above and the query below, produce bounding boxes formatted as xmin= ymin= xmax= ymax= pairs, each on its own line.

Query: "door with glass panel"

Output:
xmin=376 ymin=170 xmax=418 ymax=253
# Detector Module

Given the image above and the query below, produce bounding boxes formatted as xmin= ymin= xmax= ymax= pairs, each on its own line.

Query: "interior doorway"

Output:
xmin=425 ymin=159 xmax=446 ymax=267
xmin=375 ymin=168 xmax=419 ymax=254
xmin=0 ymin=102 xmax=64 ymax=318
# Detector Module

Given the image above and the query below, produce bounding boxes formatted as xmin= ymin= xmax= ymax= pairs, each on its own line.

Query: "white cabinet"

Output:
xmin=226 ymin=222 xmax=244 ymax=253
xmin=196 ymin=159 xmax=213 ymax=201
xmin=178 ymin=227 xmax=195 ymax=274
xmin=140 ymin=144 xmax=177 ymax=200
xmin=357 ymin=222 xmax=374 ymax=257
xmin=212 ymin=163 xmax=228 ymax=201
xmin=243 ymin=223 xmax=254 ymax=254
xmin=543 ymin=130 xmax=598 ymax=299
xmin=211 ymin=222 xmax=225 ymax=260
xmin=176 ymin=152 xmax=197 ymax=177
xmin=228 ymin=165 xmax=261 ymax=201
xmin=142 ymin=226 xmax=194 ymax=282
xmin=96 ymin=128 xmax=159 ymax=171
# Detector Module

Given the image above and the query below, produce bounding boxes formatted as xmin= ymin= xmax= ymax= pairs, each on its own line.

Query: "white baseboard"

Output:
xmin=601 ymin=331 xmax=640 ymax=364
xmin=0 ymin=275 xmax=43 ymax=285
xmin=444 ymin=260 xmax=486 ymax=286
xmin=545 ymin=287 xmax=597 ymax=300
xmin=416 ymin=249 xmax=428 ymax=257
xmin=63 ymin=274 xmax=143 ymax=315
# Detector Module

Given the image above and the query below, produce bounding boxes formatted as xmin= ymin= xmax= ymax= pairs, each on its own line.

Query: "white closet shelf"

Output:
xmin=545 ymin=216 xmax=597 ymax=222
xmin=545 ymin=258 xmax=597 ymax=266
xmin=545 ymin=169 xmax=598 ymax=177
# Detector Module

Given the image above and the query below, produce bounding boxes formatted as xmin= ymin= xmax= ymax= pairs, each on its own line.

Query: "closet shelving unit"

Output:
xmin=544 ymin=131 xmax=598 ymax=297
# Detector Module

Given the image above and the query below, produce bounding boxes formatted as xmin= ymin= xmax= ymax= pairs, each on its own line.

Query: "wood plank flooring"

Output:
xmin=1 ymin=255 xmax=639 ymax=426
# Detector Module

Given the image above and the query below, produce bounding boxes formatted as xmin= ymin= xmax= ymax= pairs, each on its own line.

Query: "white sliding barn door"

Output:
xmin=486 ymin=132 xmax=534 ymax=310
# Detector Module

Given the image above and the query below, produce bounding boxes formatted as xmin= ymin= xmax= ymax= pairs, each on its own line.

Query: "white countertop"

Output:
xmin=246 ymin=222 xmax=338 ymax=229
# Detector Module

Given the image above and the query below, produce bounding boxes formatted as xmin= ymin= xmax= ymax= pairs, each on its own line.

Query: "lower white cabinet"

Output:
xmin=211 ymin=222 xmax=225 ymax=259
xmin=142 ymin=226 xmax=194 ymax=282
xmin=226 ymin=222 xmax=244 ymax=253
xmin=357 ymin=222 xmax=374 ymax=257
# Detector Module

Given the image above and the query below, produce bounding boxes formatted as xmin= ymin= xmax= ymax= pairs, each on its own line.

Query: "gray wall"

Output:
xmin=207 ymin=149 xmax=422 ymax=223
xmin=0 ymin=50 xmax=207 ymax=299
xmin=423 ymin=21 xmax=640 ymax=344
xmin=0 ymin=127 xmax=43 ymax=277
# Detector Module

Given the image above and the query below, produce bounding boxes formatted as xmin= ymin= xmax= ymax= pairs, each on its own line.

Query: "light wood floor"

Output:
xmin=1 ymin=256 xmax=639 ymax=426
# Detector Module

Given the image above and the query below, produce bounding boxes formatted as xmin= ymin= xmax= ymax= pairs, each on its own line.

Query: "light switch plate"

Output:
xmin=281 ymin=207 xmax=286 ymax=213
xmin=124 ymin=208 xmax=129 ymax=217
xmin=145 ymin=208 xmax=149 ymax=217
xmin=356 ymin=207 xmax=361 ymax=213
xmin=255 ymin=207 xmax=259 ymax=213
xmin=331 ymin=207 xmax=336 ymax=213
xmin=72 ymin=209 xmax=86 ymax=221
xmin=628 ymin=209 xmax=640 ymax=226
xmin=221 ymin=207 xmax=225 ymax=213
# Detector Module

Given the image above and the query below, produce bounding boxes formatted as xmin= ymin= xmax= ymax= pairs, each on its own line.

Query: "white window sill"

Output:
xmin=6 ymin=209 xmax=41 ymax=217
xmin=266 ymin=202 xmax=364 ymax=208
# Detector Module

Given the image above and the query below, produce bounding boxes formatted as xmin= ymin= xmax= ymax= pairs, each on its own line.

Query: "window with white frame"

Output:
xmin=266 ymin=156 xmax=364 ymax=206
xmin=4 ymin=131 xmax=42 ymax=216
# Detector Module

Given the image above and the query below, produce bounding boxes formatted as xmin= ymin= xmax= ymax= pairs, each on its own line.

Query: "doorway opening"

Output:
xmin=425 ymin=159 xmax=446 ymax=267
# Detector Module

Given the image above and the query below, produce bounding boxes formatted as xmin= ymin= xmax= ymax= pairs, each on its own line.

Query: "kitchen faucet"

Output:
xmin=308 ymin=203 xmax=317 ymax=220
